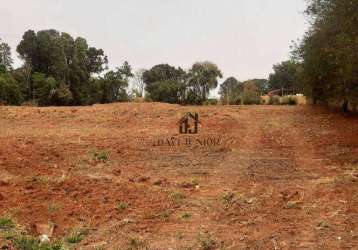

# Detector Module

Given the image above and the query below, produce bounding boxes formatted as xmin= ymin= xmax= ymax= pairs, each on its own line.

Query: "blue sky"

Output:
xmin=1 ymin=0 xmax=308 ymax=95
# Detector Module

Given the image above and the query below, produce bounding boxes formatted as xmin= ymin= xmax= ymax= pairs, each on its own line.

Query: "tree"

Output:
xmin=0 ymin=73 xmax=23 ymax=105
xmin=143 ymin=64 xmax=186 ymax=103
xmin=268 ymin=60 xmax=302 ymax=95
xmin=100 ymin=62 xmax=133 ymax=103
xmin=294 ymin=0 xmax=358 ymax=109
xmin=219 ymin=77 xmax=243 ymax=104
xmin=188 ymin=61 xmax=223 ymax=103
xmin=242 ymin=81 xmax=261 ymax=105
xmin=16 ymin=29 xmax=109 ymax=105
xmin=32 ymin=72 xmax=56 ymax=105
xmin=249 ymin=79 xmax=269 ymax=95
xmin=147 ymin=80 xmax=185 ymax=104
xmin=0 ymin=39 xmax=13 ymax=72
xmin=132 ymin=68 xmax=146 ymax=97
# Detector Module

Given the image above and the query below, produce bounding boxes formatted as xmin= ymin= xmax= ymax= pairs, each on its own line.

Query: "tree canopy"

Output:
xmin=294 ymin=0 xmax=358 ymax=107
xmin=268 ymin=60 xmax=302 ymax=94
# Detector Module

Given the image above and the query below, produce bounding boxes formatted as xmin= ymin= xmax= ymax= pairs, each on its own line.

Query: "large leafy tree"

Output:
xmin=219 ymin=77 xmax=243 ymax=104
xmin=16 ymin=29 xmax=108 ymax=105
xmin=143 ymin=64 xmax=186 ymax=103
xmin=0 ymin=39 xmax=13 ymax=72
xmin=188 ymin=61 xmax=223 ymax=103
xmin=295 ymin=0 xmax=358 ymax=108
xmin=268 ymin=60 xmax=302 ymax=94
xmin=132 ymin=68 xmax=146 ymax=98
xmin=249 ymin=79 xmax=269 ymax=95
xmin=0 ymin=73 xmax=23 ymax=105
xmin=100 ymin=61 xmax=133 ymax=103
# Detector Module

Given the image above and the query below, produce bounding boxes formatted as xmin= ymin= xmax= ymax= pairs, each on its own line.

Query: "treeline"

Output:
xmin=221 ymin=0 xmax=358 ymax=109
xmin=0 ymin=29 xmax=275 ymax=106
xmin=1 ymin=0 xmax=357 ymax=109
xmin=293 ymin=0 xmax=358 ymax=110
xmin=0 ymin=30 xmax=132 ymax=106
xmin=0 ymin=29 xmax=305 ymax=107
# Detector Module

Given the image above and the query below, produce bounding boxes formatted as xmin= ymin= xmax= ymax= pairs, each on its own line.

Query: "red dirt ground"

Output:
xmin=0 ymin=103 xmax=357 ymax=249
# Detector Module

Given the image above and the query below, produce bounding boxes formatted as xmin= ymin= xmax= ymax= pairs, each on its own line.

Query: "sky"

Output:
xmin=0 ymin=0 xmax=308 ymax=96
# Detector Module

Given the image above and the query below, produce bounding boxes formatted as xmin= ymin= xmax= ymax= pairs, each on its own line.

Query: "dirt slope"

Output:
xmin=0 ymin=103 xmax=357 ymax=249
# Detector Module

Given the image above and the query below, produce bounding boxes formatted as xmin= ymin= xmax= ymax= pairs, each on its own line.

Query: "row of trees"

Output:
xmin=292 ymin=0 xmax=358 ymax=109
xmin=221 ymin=0 xmax=358 ymax=109
xmin=3 ymin=1 xmax=356 ymax=109
xmin=0 ymin=30 xmax=132 ymax=106
xmin=0 ymin=30 xmax=227 ymax=106
xmin=143 ymin=62 xmax=222 ymax=104
xmin=0 ymin=28 xmax=305 ymax=106
xmin=219 ymin=78 xmax=268 ymax=105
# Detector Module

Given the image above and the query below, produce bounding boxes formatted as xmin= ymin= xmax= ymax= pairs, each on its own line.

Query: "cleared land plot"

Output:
xmin=0 ymin=103 xmax=357 ymax=249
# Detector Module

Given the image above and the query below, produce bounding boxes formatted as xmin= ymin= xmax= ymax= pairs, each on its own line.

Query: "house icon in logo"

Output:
xmin=178 ymin=112 xmax=200 ymax=134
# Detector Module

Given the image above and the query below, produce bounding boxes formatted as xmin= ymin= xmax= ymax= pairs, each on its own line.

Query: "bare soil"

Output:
xmin=0 ymin=103 xmax=357 ymax=249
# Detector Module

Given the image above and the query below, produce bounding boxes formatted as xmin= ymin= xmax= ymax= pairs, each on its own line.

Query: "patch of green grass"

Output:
xmin=65 ymin=228 xmax=89 ymax=244
xmin=221 ymin=191 xmax=241 ymax=204
xmin=0 ymin=216 xmax=14 ymax=230
xmin=127 ymin=237 xmax=144 ymax=250
xmin=170 ymin=191 xmax=185 ymax=203
xmin=91 ymin=149 xmax=109 ymax=162
xmin=31 ymin=176 xmax=50 ymax=185
xmin=159 ymin=210 xmax=171 ymax=221
xmin=285 ymin=200 xmax=301 ymax=209
xmin=48 ymin=203 xmax=61 ymax=213
xmin=317 ymin=220 xmax=331 ymax=230
xmin=13 ymin=234 xmax=64 ymax=250
xmin=198 ymin=233 xmax=216 ymax=250
xmin=116 ymin=201 xmax=129 ymax=212
xmin=181 ymin=212 xmax=192 ymax=220
xmin=180 ymin=178 xmax=199 ymax=188
xmin=176 ymin=232 xmax=185 ymax=240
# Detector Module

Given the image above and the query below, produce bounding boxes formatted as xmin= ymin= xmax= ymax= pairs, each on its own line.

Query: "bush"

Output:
xmin=0 ymin=73 xmax=23 ymax=105
xmin=280 ymin=96 xmax=290 ymax=105
xmin=269 ymin=95 xmax=280 ymax=105
xmin=13 ymin=234 xmax=64 ymax=250
xmin=0 ymin=216 xmax=14 ymax=230
xmin=202 ymin=99 xmax=218 ymax=105
xmin=21 ymin=100 xmax=38 ymax=106
xmin=279 ymin=95 xmax=297 ymax=105
xmin=242 ymin=95 xmax=261 ymax=105
xmin=288 ymin=96 xmax=297 ymax=105
xmin=242 ymin=81 xmax=261 ymax=105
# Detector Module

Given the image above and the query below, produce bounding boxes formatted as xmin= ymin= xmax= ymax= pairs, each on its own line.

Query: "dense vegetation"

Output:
xmin=0 ymin=30 xmax=131 ymax=106
xmin=293 ymin=0 xmax=358 ymax=110
xmin=0 ymin=0 xmax=356 ymax=108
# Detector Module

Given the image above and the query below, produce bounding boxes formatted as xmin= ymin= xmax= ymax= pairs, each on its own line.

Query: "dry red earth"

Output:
xmin=0 ymin=103 xmax=357 ymax=249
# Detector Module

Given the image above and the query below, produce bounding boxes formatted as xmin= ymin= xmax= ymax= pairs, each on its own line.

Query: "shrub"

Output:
xmin=260 ymin=96 xmax=270 ymax=105
xmin=66 ymin=228 xmax=88 ymax=244
xmin=269 ymin=95 xmax=280 ymax=105
xmin=198 ymin=233 xmax=216 ymax=250
xmin=288 ymin=96 xmax=298 ymax=105
xmin=242 ymin=95 xmax=261 ymax=105
xmin=279 ymin=95 xmax=297 ymax=105
xmin=242 ymin=81 xmax=261 ymax=105
xmin=280 ymin=96 xmax=290 ymax=105
xmin=21 ymin=100 xmax=38 ymax=106
xmin=202 ymin=99 xmax=218 ymax=105
xmin=0 ymin=73 xmax=23 ymax=105
xmin=0 ymin=216 xmax=14 ymax=230
xmin=91 ymin=149 xmax=109 ymax=162
xmin=181 ymin=212 xmax=192 ymax=220
xmin=13 ymin=234 xmax=64 ymax=250
xmin=116 ymin=201 xmax=129 ymax=212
